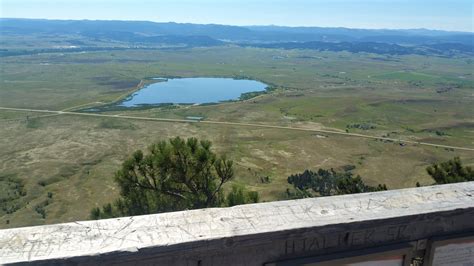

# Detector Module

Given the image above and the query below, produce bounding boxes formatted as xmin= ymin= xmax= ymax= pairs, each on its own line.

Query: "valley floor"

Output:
xmin=1 ymin=47 xmax=473 ymax=228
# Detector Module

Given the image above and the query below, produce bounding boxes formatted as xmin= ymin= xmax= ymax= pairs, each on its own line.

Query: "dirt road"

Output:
xmin=1 ymin=106 xmax=473 ymax=152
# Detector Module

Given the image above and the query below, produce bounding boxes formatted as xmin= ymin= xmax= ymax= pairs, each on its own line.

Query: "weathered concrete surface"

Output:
xmin=1 ymin=182 xmax=473 ymax=265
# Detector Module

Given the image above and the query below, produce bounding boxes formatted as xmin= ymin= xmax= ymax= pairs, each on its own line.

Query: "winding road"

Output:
xmin=1 ymin=106 xmax=473 ymax=152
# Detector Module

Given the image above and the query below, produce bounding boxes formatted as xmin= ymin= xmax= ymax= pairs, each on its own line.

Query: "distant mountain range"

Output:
xmin=1 ymin=18 xmax=472 ymax=56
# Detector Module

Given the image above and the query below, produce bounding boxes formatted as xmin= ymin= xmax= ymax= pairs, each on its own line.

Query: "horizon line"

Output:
xmin=1 ymin=17 xmax=472 ymax=34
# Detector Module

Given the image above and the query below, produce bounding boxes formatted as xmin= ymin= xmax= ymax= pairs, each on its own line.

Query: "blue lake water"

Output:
xmin=119 ymin=78 xmax=268 ymax=107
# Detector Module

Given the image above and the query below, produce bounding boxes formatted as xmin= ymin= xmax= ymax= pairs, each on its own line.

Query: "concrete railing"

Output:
xmin=1 ymin=182 xmax=473 ymax=265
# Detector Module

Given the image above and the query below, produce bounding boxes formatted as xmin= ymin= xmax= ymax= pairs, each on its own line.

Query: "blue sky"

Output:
xmin=1 ymin=0 xmax=473 ymax=32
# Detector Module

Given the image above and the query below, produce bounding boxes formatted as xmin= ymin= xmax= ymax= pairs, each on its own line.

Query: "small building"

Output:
xmin=186 ymin=116 xmax=204 ymax=122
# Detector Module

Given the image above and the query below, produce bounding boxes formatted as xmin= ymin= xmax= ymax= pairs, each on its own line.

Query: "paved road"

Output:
xmin=1 ymin=106 xmax=473 ymax=152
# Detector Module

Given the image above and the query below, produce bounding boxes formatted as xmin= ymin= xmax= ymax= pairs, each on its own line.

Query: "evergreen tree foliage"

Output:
xmin=426 ymin=157 xmax=474 ymax=184
xmin=287 ymin=168 xmax=387 ymax=198
xmin=91 ymin=137 xmax=258 ymax=219
xmin=226 ymin=184 xmax=260 ymax=207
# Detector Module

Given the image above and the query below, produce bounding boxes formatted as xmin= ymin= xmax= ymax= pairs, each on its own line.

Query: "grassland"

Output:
xmin=0 ymin=46 xmax=473 ymax=228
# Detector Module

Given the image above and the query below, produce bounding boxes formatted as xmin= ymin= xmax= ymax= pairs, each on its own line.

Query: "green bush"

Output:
xmin=427 ymin=157 xmax=474 ymax=184
xmin=226 ymin=185 xmax=259 ymax=207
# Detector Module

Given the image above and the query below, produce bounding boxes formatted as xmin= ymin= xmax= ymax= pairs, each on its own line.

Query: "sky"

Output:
xmin=0 ymin=0 xmax=473 ymax=32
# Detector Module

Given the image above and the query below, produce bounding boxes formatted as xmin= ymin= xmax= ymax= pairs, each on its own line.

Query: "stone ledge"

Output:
xmin=1 ymin=182 xmax=473 ymax=265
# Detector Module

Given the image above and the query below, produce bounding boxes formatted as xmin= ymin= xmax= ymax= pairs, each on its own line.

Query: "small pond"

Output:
xmin=119 ymin=77 xmax=268 ymax=107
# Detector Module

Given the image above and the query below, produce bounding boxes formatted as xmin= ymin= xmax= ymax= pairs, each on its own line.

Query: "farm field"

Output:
xmin=1 ymin=46 xmax=473 ymax=228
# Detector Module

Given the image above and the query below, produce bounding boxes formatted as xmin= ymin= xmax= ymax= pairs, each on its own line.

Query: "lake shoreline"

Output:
xmin=81 ymin=76 xmax=270 ymax=112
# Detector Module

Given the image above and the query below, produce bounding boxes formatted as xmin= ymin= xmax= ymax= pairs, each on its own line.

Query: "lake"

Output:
xmin=119 ymin=77 xmax=268 ymax=107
